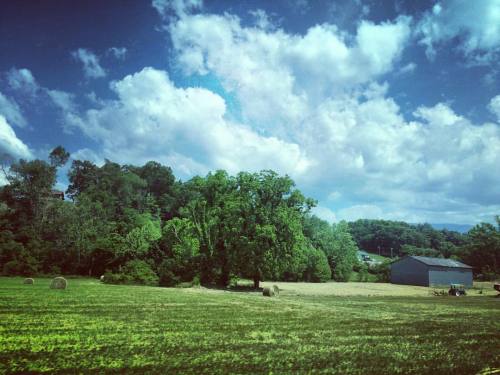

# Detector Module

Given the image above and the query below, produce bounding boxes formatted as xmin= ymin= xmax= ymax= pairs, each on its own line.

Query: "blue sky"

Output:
xmin=0 ymin=0 xmax=499 ymax=225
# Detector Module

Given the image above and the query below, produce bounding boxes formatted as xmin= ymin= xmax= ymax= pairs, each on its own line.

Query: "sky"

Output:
xmin=0 ymin=0 xmax=499 ymax=225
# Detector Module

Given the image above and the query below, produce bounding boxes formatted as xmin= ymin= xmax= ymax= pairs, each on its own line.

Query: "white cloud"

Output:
xmin=169 ymin=12 xmax=411 ymax=130
xmin=397 ymin=62 xmax=416 ymax=75
xmin=489 ymin=95 xmax=500 ymax=121
xmin=417 ymin=0 xmax=500 ymax=61
xmin=0 ymin=172 xmax=7 ymax=187
xmin=413 ymin=102 xmax=462 ymax=126
xmin=152 ymin=0 xmax=202 ymax=17
xmin=54 ymin=6 xmax=499 ymax=224
xmin=0 ymin=115 xmax=32 ymax=160
xmin=311 ymin=206 xmax=337 ymax=223
xmin=249 ymin=9 xmax=275 ymax=31
xmin=292 ymin=86 xmax=500 ymax=223
xmin=71 ymin=148 xmax=104 ymax=166
xmin=0 ymin=92 xmax=27 ymax=128
xmin=4 ymin=68 xmax=76 ymax=131
xmin=337 ymin=204 xmax=383 ymax=222
xmin=6 ymin=68 xmax=38 ymax=95
xmin=67 ymin=67 xmax=311 ymax=179
xmin=71 ymin=48 xmax=106 ymax=78
xmin=108 ymin=47 xmax=128 ymax=60
xmin=47 ymin=89 xmax=76 ymax=113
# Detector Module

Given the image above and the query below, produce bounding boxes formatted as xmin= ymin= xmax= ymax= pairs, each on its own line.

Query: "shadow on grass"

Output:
xmin=201 ymin=284 xmax=263 ymax=293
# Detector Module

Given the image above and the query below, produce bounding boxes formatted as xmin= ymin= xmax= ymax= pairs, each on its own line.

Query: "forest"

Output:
xmin=1 ymin=147 xmax=499 ymax=286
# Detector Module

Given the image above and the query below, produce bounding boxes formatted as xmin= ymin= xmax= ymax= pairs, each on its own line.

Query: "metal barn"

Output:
xmin=391 ymin=256 xmax=473 ymax=287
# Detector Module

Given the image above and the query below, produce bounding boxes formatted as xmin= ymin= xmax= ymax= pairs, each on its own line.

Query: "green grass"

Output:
xmin=348 ymin=271 xmax=378 ymax=282
xmin=0 ymin=277 xmax=499 ymax=374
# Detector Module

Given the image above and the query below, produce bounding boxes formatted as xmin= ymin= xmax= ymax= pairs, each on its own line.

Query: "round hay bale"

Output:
xmin=262 ymin=285 xmax=279 ymax=297
xmin=50 ymin=277 xmax=67 ymax=290
xmin=263 ymin=286 xmax=275 ymax=297
xmin=23 ymin=278 xmax=34 ymax=285
xmin=272 ymin=284 xmax=279 ymax=296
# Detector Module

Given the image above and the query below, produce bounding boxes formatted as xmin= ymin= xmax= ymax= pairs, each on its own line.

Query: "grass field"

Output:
xmin=0 ymin=277 xmax=499 ymax=374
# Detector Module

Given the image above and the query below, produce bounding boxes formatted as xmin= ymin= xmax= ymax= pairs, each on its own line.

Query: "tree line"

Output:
xmin=349 ymin=218 xmax=499 ymax=279
xmin=0 ymin=147 xmax=360 ymax=287
xmin=1 ymin=147 xmax=498 ymax=285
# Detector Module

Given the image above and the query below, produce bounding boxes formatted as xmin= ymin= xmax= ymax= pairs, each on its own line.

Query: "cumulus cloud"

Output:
xmin=67 ymin=67 xmax=311 ymax=179
xmin=489 ymin=95 xmax=500 ymax=121
xmin=0 ymin=115 xmax=32 ymax=160
xmin=0 ymin=92 xmax=27 ymax=128
xmin=47 ymin=4 xmax=498 ymax=224
xmin=166 ymin=9 xmax=500 ymax=219
xmin=311 ymin=206 xmax=337 ymax=223
xmin=71 ymin=48 xmax=106 ymax=78
xmin=169 ymin=12 xmax=411 ymax=130
xmin=417 ymin=0 xmax=500 ymax=61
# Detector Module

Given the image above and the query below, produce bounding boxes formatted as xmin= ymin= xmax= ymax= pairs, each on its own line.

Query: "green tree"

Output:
xmin=329 ymin=221 xmax=358 ymax=281
xmin=159 ymin=217 xmax=200 ymax=285
xmin=182 ymin=170 xmax=237 ymax=285
xmin=119 ymin=213 xmax=162 ymax=260
xmin=232 ymin=171 xmax=314 ymax=288
xmin=66 ymin=160 xmax=99 ymax=199
xmin=302 ymin=246 xmax=331 ymax=282
xmin=49 ymin=146 xmax=70 ymax=168
xmin=462 ymin=217 xmax=500 ymax=278
xmin=130 ymin=161 xmax=178 ymax=218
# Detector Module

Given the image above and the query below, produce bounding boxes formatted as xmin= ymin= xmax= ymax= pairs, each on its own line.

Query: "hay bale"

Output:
xmin=263 ymin=285 xmax=279 ymax=297
xmin=50 ymin=277 xmax=67 ymax=290
xmin=263 ymin=287 xmax=274 ymax=296
xmin=272 ymin=284 xmax=279 ymax=296
xmin=23 ymin=278 xmax=34 ymax=285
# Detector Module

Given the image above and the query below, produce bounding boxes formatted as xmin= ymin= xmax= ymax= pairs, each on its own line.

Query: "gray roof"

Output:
xmin=410 ymin=256 xmax=472 ymax=269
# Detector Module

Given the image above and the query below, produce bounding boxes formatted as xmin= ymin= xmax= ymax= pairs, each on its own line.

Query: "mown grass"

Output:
xmin=0 ymin=277 xmax=499 ymax=374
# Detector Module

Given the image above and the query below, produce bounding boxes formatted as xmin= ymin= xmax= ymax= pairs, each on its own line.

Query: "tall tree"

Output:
xmin=328 ymin=221 xmax=358 ymax=281
xmin=182 ymin=171 xmax=236 ymax=285
xmin=462 ymin=217 xmax=500 ymax=277
xmin=232 ymin=171 xmax=314 ymax=288
xmin=49 ymin=146 xmax=70 ymax=168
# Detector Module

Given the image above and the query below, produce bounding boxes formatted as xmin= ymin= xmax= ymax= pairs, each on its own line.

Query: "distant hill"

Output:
xmin=430 ymin=223 xmax=473 ymax=233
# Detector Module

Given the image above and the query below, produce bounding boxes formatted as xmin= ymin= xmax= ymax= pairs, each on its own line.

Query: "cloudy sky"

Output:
xmin=0 ymin=0 xmax=499 ymax=225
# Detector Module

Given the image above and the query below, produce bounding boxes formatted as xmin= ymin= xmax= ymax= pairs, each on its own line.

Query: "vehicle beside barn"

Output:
xmin=391 ymin=256 xmax=473 ymax=287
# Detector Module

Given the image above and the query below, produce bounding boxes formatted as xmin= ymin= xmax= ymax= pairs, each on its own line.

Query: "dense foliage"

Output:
xmin=0 ymin=148 xmax=360 ymax=287
xmin=349 ymin=220 xmax=465 ymax=257
xmin=349 ymin=218 xmax=500 ymax=278
xmin=1 ymin=147 xmax=498 ymax=284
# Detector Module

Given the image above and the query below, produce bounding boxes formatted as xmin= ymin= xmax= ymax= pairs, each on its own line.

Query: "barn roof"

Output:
xmin=410 ymin=256 xmax=472 ymax=269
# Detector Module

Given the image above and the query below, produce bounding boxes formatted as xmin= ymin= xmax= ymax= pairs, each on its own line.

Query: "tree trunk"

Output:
xmin=216 ymin=237 xmax=230 ymax=287
xmin=88 ymin=256 xmax=94 ymax=276
xmin=253 ymin=275 xmax=260 ymax=289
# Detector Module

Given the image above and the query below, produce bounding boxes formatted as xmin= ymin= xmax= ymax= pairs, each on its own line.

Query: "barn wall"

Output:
xmin=428 ymin=267 xmax=473 ymax=287
xmin=391 ymin=257 xmax=429 ymax=286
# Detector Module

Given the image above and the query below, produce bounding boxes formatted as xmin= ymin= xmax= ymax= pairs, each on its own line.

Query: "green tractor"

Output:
xmin=448 ymin=283 xmax=466 ymax=296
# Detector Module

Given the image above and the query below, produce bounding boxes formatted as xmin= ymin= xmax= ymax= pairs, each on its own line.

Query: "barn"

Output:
xmin=391 ymin=256 xmax=473 ymax=287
